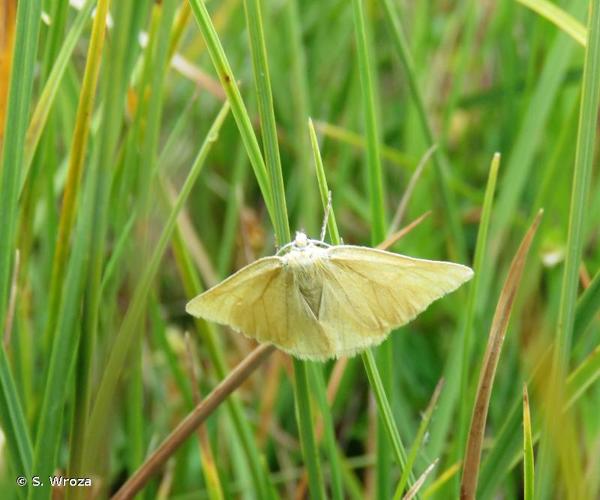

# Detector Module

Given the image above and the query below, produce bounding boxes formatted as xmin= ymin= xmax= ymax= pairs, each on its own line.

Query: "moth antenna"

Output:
xmin=320 ymin=191 xmax=332 ymax=242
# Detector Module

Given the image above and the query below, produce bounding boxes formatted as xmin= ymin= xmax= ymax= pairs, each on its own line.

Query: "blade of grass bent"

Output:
xmin=460 ymin=211 xmax=542 ymax=500
xmin=83 ymin=103 xmax=230 ymax=473
xmin=0 ymin=0 xmax=41 ymax=478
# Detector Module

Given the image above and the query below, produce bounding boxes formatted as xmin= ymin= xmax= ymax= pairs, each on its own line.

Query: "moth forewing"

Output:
xmin=185 ymin=256 xmax=283 ymax=322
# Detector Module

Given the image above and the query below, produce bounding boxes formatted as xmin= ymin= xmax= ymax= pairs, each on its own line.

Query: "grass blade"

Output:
xmin=553 ymin=0 xmax=600 ymax=377
xmin=378 ymin=0 xmax=465 ymax=260
xmin=310 ymin=117 xmax=411 ymax=489
xmin=574 ymin=269 xmax=600 ymax=337
xmin=22 ymin=0 xmax=95 ymax=191
xmin=351 ymin=0 xmax=386 ymax=244
xmin=187 ymin=0 xmax=273 ymax=220
xmin=350 ymin=2 xmax=393 ymax=495
xmin=83 ymin=103 xmax=230 ymax=474
xmin=41 ymin=0 xmax=110 ymax=354
xmin=0 ymin=0 xmax=42 ymax=478
xmin=460 ymin=211 xmax=543 ymax=500
xmin=517 ymin=0 xmax=586 ymax=47
xmin=393 ymin=379 xmax=444 ymax=499
xmin=243 ymin=0 xmax=289 ymax=245
xmin=456 ymin=153 xmax=500 ymax=462
xmin=112 ymin=344 xmax=274 ymax=499
xmin=522 ymin=385 xmax=534 ymax=500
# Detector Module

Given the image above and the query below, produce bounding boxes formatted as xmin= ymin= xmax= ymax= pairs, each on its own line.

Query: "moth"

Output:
xmin=186 ymin=230 xmax=473 ymax=361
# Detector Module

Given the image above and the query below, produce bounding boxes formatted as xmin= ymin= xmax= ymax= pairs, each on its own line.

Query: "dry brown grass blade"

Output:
xmin=0 ymin=0 xmax=16 ymax=144
xmin=403 ymin=459 xmax=439 ymax=500
xmin=388 ymin=144 xmax=437 ymax=235
xmin=460 ymin=209 xmax=543 ymax=500
xmin=377 ymin=211 xmax=432 ymax=251
xmin=111 ymin=344 xmax=275 ymax=500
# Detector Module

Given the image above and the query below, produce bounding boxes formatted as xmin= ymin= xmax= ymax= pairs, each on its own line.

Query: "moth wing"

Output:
xmin=186 ymin=257 xmax=332 ymax=359
xmin=318 ymin=246 xmax=473 ymax=352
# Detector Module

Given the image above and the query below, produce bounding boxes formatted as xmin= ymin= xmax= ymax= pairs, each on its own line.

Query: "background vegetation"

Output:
xmin=0 ymin=0 xmax=599 ymax=498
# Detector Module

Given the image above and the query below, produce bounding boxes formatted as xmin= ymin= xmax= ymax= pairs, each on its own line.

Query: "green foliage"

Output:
xmin=0 ymin=0 xmax=599 ymax=498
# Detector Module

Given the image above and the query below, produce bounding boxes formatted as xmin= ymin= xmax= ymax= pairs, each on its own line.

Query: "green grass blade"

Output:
xmin=41 ymin=0 xmax=111 ymax=356
xmin=350 ymin=2 xmax=392 ymax=495
xmin=554 ymin=0 xmax=600 ymax=364
xmin=351 ymin=0 xmax=386 ymax=244
xmin=522 ymin=385 xmax=534 ymax=500
xmin=536 ymin=7 xmax=600 ymax=476
xmin=170 ymin=222 xmax=273 ymax=498
xmin=243 ymin=0 xmax=289 ymax=245
xmin=378 ymin=0 xmax=466 ymax=260
xmin=517 ymin=0 xmax=586 ymax=47
xmin=243 ymin=1 xmax=326 ymax=498
xmin=310 ymin=116 xmax=411 ymax=490
xmin=22 ymin=0 xmax=95 ymax=191
xmin=308 ymin=118 xmax=341 ymax=244
xmin=487 ymin=0 xmax=586 ymax=277
xmin=29 ymin=0 xmax=111 ymax=496
xmin=187 ymin=0 xmax=274 ymax=221
xmin=455 ymin=154 xmax=500 ymax=466
xmin=308 ymin=363 xmax=345 ymax=500
xmin=393 ymin=379 xmax=444 ymax=499
xmin=283 ymin=0 xmax=318 ymax=233
xmin=69 ymin=1 xmax=139 ymax=482
xmin=574 ymin=269 xmax=600 ymax=337
xmin=293 ymin=360 xmax=327 ymax=500
xmin=0 ymin=0 xmax=42 ymax=478
xmin=361 ymin=351 xmax=409 ymax=472
xmin=82 ymin=102 xmax=230 ymax=473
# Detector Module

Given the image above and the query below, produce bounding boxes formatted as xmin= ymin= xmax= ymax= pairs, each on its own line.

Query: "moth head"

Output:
xmin=294 ymin=231 xmax=309 ymax=248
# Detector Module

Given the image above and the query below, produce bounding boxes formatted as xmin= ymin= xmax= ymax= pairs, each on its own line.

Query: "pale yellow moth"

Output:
xmin=186 ymin=231 xmax=473 ymax=361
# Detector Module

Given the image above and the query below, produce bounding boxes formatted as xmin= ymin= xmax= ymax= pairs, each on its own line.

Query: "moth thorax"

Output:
xmin=294 ymin=231 xmax=308 ymax=247
xmin=284 ymin=244 xmax=327 ymax=269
